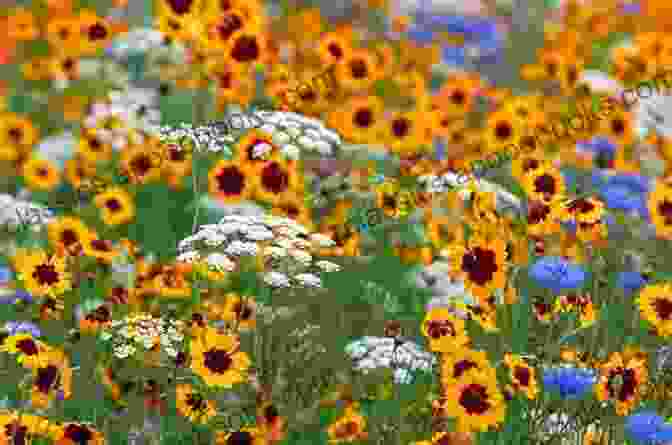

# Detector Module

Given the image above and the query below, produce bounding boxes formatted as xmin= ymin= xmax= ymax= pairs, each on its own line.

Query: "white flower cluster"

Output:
xmin=106 ymin=27 xmax=167 ymax=58
xmin=156 ymin=122 xmax=235 ymax=156
xmin=156 ymin=110 xmax=342 ymax=160
xmin=0 ymin=194 xmax=54 ymax=232
xmin=248 ymin=109 xmax=342 ymax=159
xmin=99 ymin=313 xmax=185 ymax=360
xmin=345 ymin=336 xmax=436 ymax=384
xmin=82 ymin=88 xmax=161 ymax=147
xmin=176 ymin=214 xmax=340 ymax=289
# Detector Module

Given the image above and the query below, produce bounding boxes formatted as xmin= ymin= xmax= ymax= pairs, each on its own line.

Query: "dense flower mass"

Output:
xmin=0 ymin=0 xmax=672 ymax=444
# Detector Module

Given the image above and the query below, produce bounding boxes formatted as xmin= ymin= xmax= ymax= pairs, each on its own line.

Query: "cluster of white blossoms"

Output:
xmin=176 ymin=214 xmax=341 ymax=289
xmin=0 ymin=194 xmax=54 ymax=232
xmin=99 ymin=313 xmax=186 ymax=360
xmin=155 ymin=109 xmax=342 ymax=161
xmin=82 ymin=88 xmax=162 ymax=148
xmin=345 ymin=336 xmax=436 ymax=384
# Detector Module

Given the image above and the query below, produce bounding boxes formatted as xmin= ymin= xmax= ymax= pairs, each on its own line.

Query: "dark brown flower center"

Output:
xmin=528 ymin=201 xmax=550 ymax=224
xmin=425 ymin=319 xmax=455 ymax=339
xmin=166 ymin=0 xmax=193 ymax=15
xmin=611 ymin=119 xmax=625 ymax=135
xmin=3 ymin=423 xmax=28 ymax=445
xmin=459 ymin=384 xmax=491 ymax=415
xmin=226 ymin=431 xmax=253 ymax=445
xmin=327 ymin=43 xmax=343 ymax=58
xmin=203 ymin=348 xmax=233 ymax=373
xmin=131 ymin=155 xmax=153 ymax=175
xmin=32 ymin=264 xmax=60 ymax=286
xmin=654 ymin=297 xmax=672 ymax=320
xmin=8 ymin=127 xmax=22 ymax=143
xmin=523 ymin=159 xmax=540 ymax=171
xmin=349 ymin=59 xmax=368 ymax=78
xmin=568 ymin=198 xmax=595 ymax=214
xmin=454 ymin=360 xmax=477 ymax=378
xmin=260 ymin=162 xmax=289 ymax=194
xmin=450 ymin=90 xmax=466 ymax=105
xmin=215 ymin=166 xmax=246 ymax=196
xmin=217 ymin=14 xmax=242 ymax=40
xmin=233 ymin=302 xmax=253 ymax=320
xmin=354 ymin=109 xmax=373 ymax=127
xmin=186 ymin=393 xmax=206 ymax=410
xmin=513 ymin=366 xmax=531 ymax=386
xmin=461 ymin=247 xmax=499 ymax=286
xmin=494 ymin=122 xmax=513 ymax=140
xmin=105 ymin=198 xmax=122 ymax=212
xmin=392 ymin=118 xmax=410 ymax=138
xmin=61 ymin=229 xmax=79 ymax=246
xmin=16 ymin=339 xmax=38 ymax=355
xmin=64 ymin=424 xmax=93 ymax=444
xmin=230 ymin=35 xmax=260 ymax=63
xmin=87 ymin=23 xmax=108 ymax=41
xmin=35 ymin=365 xmax=59 ymax=393
xmin=658 ymin=201 xmax=672 ymax=224
xmin=336 ymin=421 xmax=359 ymax=438
xmin=607 ymin=368 xmax=637 ymax=402
xmin=534 ymin=174 xmax=557 ymax=196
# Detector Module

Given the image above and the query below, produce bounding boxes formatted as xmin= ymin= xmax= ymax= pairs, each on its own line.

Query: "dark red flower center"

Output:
xmin=513 ymin=366 xmax=531 ymax=386
xmin=215 ymin=166 xmax=246 ymax=196
xmin=528 ymin=201 xmax=550 ymax=224
xmin=166 ymin=0 xmax=193 ymax=15
xmin=611 ymin=119 xmax=625 ymax=135
xmin=226 ymin=431 xmax=253 ymax=445
xmin=217 ymin=14 xmax=242 ymax=40
xmin=654 ymin=297 xmax=672 ymax=320
xmin=260 ymin=162 xmax=289 ymax=194
xmin=8 ymin=127 xmax=22 ymax=143
xmin=454 ymin=360 xmax=477 ymax=378
xmin=61 ymin=229 xmax=79 ymax=246
xmin=186 ymin=393 xmax=206 ymax=410
xmin=105 ymin=198 xmax=122 ymax=212
xmin=32 ymin=264 xmax=60 ymax=286
xmin=35 ymin=365 xmax=59 ymax=393
xmin=354 ymin=109 xmax=373 ymax=127
xmin=607 ymin=368 xmax=637 ymax=402
xmin=203 ymin=348 xmax=233 ymax=373
xmin=233 ymin=302 xmax=253 ymax=320
xmin=349 ymin=59 xmax=368 ymax=79
xmin=658 ymin=201 xmax=672 ymax=225
xmin=16 ymin=339 xmax=38 ymax=355
xmin=87 ymin=23 xmax=108 ymax=41
xmin=230 ymin=35 xmax=260 ymax=63
xmin=425 ymin=319 xmax=455 ymax=339
xmin=3 ymin=423 xmax=28 ymax=445
xmin=392 ymin=118 xmax=410 ymax=138
xmin=494 ymin=122 xmax=513 ymax=140
xmin=461 ymin=247 xmax=499 ymax=286
xmin=568 ymin=198 xmax=595 ymax=214
xmin=327 ymin=43 xmax=343 ymax=58
xmin=450 ymin=90 xmax=466 ymax=105
xmin=459 ymin=384 xmax=491 ymax=415
xmin=131 ymin=155 xmax=153 ymax=175
xmin=64 ymin=424 xmax=93 ymax=444
xmin=534 ymin=174 xmax=557 ymax=196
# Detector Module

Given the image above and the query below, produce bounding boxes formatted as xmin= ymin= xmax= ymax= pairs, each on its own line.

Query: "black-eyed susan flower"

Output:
xmin=16 ymin=249 xmax=71 ymax=298
xmin=334 ymin=49 xmax=379 ymax=92
xmin=64 ymin=156 xmax=96 ymax=191
xmin=225 ymin=30 xmax=269 ymax=67
xmin=440 ymin=370 xmax=506 ymax=433
xmin=157 ymin=0 xmax=201 ymax=17
xmin=421 ymin=307 xmax=469 ymax=353
xmin=79 ymin=304 xmax=112 ymax=333
xmin=441 ymin=347 xmax=496 ymax=384
xmin=93 ymin=187 xmax=135 ymax=226
xmin=504 ymin=353 xmax=539 ymax=400
xmin=234 ymin=130 xmax=280 ymax=166
xmin=636 ymin=283 xmax=672 ymax=338
xmin=49 ymin=55 xmax=80 ymax=82
xmin=221 ymin=294 xmax=257 ymax=331
xmin=595 ymin=351 xmax=648 ymax=416
xmin=47 ymin=216 xmax=90 ymax=256
xmin=190 ymin=327 xmax=251 ymax=387
xmin=1 ymin=333 xmax=50 ymax=369
xmin=648 ymin=180 xmax=672 ymax=239
xmin=484 ymin=110 xmax=521 ymax=156
xmin=0 ymin=411 xmax=52 ymax=445
xmin=22 ymin=157 xmax=61 ymax=191
xmin=77 ymin=10 xmax=112 ymax=54
xmin=119 ymin=145 xmax=162 ymax=184
xmin=51 ymin=422 xmax=104 ymax=445
xmin=333 ymin=95 xmax=383 ymax=145
xmin=522 ymin=165 xmax=566 ymax=204
xmin=253 ymin=159 xmax=300 ymax=205
xmin=209 ymin=160 xmax=256 ymax=203
xmin=81 ymin=234 xmax=119 ymax=265
xmin=30 ymin=348 xmax=72 ymax=409
xmin=326 ymin=405 xmax=368 ymax=443
xmin=76 ymin=131 xmax=113 ymax=163
xmin=176 ymin=384 xmax=217 ymax=424
xmin=317 ymin=32 xmax=350 ymax=66
xmin=272 ymin=196 xmax=311 ymax=228
xmin=204 ymin=9 xmax=251 ymax=49
xmin=46 ymin=16 xmax=81 ymax=52
xmin=382 ymin=110 xmax=428 ymax=157
xmin=445 ymin=236 xmax=508 ymax=302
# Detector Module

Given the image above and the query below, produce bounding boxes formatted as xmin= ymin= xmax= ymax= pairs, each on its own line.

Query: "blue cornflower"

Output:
xmin=542 ymin=367 xmax=596 ymax=399
xmin=4 ymin=321 xmax=41 ymax=338
xmin=599 ymin=173 xmax=650 ymax=218
xmin=617 ymin=271 xmax=647 ymax=295
xmin=0 ymin=266 xmax=10 ymax=285
xmin=529 ymin=257 xmax=587 ymax=294
xmin=625 ymin=411 xmax=672 ymax=445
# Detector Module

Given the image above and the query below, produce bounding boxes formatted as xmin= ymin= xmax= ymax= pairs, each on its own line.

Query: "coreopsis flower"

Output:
xmin=636 ymin=282 xmax=672 ymax=338
xmin=421 ymin=307 xmax=470 ymax=353
xmin=175 ymin=384 xmax=217 ymax=424
xmin=595 ymin=351 xmax=648 ymax=416
xmin=326 ymin=405 xmax=368 ymax=443
xmin=504 ymin=353 xmax=539 ymax=400
xmin=190 ymin=327 xmax=251 ymax=387
xmin=15 ymin=249 xmax=72 ymax=298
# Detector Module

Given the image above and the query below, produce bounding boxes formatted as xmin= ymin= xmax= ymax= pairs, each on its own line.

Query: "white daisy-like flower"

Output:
xmin=242 ymin=227 xmax=274 ymax=241
xmin=315 ymin=260 xmax=341 ymax=272
xmin=293 ymin=273 xmax=321 ymax=288
xmin=263 ymin=272 xmax=291 ymax=288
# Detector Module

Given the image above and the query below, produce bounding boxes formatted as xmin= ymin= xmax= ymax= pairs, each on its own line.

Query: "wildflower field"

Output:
xmin=1 ymin=0 xmax=672 ymax=444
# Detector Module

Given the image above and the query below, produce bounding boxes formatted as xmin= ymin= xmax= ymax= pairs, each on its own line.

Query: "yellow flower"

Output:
xmin=504 ymin=353 xmax=539 ymax=400
xmin=648 ymin=179 xmax=672 ymax=240
xmin=16 ymin=250 xmax=72 ymax=298
xmin=595 ymin=351 xmax=648 ymax=416
xmin=636 ymin=282 xmax=672 ymax=338
xmin=221 ymin=294 xmax=257 ymax=331
xmin=47 ymin=216 xmax=91 ymax=256
xmin=22 ymin=158 xmax=61 ymax=191
xmin=440 ymin=347 xmax=496 ymax=384
xmin=175 ymin=384 xmax=217 ymax=424
xmin=421 ymin=307 xmax=470 ymax=353
xmin=1 ymin=333 xmax=50 ymax=369
xmin=326 ymin=406 xmax=368 ymax=443
xmin=93 ymin=187 xmax=135 ymax=226
xmin=441 ymin=370 xmax=506 ymax=433
xmin=208 ymin=160 xmax=257 ymax=203
xmin=190 ymin=328 xmax=251 ymax=387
